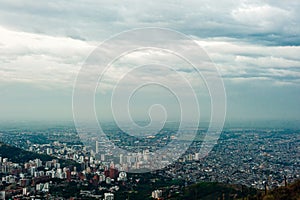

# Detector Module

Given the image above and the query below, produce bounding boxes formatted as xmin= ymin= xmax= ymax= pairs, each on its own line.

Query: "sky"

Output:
xmin=0 ymin=0 xmax=299 ymax=124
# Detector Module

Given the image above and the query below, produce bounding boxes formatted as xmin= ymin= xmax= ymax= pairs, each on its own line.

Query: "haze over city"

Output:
xmin=0 ymin=1 xmax=300 ymax=200
xmin=0 ymin=0 xmax=299 ymax=124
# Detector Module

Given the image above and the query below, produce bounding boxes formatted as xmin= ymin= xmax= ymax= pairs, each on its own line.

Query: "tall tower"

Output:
xmin=96 ymin=141 xmax=99 ymax=154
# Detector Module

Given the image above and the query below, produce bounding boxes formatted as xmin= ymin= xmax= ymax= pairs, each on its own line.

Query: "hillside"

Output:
xmin=0 ymin=142 xmax=53 ymax=163
xmin=173 ymin=180 xmax=300 ymax=200
xmin=180 ymin=182 xmax=257 ymax=200
xmin=0 ymin=142 xmax=81 ymax=169
xmin=258 ymin=179 xmax=300 ymax=200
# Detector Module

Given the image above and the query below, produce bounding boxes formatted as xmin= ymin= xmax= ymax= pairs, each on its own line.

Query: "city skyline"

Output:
xmin=0 ymin=1 xmax=299 ymax=199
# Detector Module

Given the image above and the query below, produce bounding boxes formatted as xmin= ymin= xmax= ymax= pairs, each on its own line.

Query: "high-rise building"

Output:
xmin=35 ymin=159 xmax=42 ymax=167
xmin=109 ymin=167 xmax=118 ymax=179
xmin=151 ymin=190 xmax=163 ymax=199
xmin=119 ymin=154 xmax=124 ymax=164
xmin=104 ymin=192 xmax=114 ymax=200
xmin=46 ymin=148 xmax=53 ymax=155
xmin=95 ymin=141 xmax=99 ymax=154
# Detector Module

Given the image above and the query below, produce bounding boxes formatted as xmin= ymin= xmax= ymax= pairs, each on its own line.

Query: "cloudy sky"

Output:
xmin=0 ymin=0 xmax=299 ymax=124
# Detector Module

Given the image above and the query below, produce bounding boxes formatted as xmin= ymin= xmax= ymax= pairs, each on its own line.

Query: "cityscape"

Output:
xmin=0 ymin=0 xmax=300 ymax=199
xmin=0 ymin=123 xmax=299 ymax=199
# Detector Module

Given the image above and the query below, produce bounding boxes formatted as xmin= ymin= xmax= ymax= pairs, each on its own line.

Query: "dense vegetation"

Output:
xmin=0 ymin=142 xmax=81 ymax=170
xmin=180 ymin=182 xmax=257 ymax=200
xmin=253 ymin=179 xmax=300 ymax=200
xmin=114 ymin=172 xmax=257 ymax=200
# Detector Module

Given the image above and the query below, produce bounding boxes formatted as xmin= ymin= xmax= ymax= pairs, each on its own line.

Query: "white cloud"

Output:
xmin=0 ymin=0 xmax=299 ymax=45
xmin=194 ymin=38 xmax=300 ymax=84
xmin=1 ymin=24 xmax=299 ymax=90
xmin=231 ymin=4 xmax=290 ymax=32
xmin=0 ymin=25 xmax=94 ymax=87
xmin=0 ymin=0 xmax=299 ymax=121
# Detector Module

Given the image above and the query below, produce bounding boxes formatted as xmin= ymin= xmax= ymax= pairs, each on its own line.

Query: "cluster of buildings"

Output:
xmin=0 ymin=126 xmax=299 ymax=199
xmin=0 ymin=157 xmax=52 ymax=199
xmin=0 ymin=153 xmax=127 ymax=199
xmin=160 ymin=129 xmax=300 ymax=190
